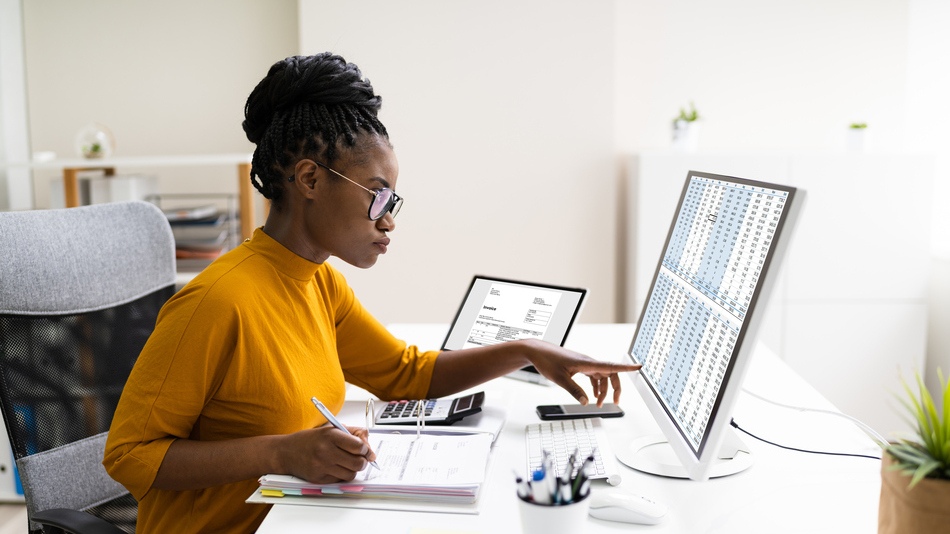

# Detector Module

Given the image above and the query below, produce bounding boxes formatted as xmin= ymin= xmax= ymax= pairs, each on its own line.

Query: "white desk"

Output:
xmin=257 ymin=324 xmax=883 ymax=533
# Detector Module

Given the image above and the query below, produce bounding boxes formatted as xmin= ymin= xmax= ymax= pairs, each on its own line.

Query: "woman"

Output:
xmin=104 ymin=52 xmax=639 ymax=533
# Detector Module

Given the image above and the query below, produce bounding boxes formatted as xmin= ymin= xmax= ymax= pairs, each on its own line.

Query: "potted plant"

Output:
xmin=74 ymin=122 xmax=115 ymax=159
xmin=847 ymin=121 xmax=868 ymax=152
xmin=671 ymin=102 xmax=701 ymax=152
xmin=879 ymin=370 xmax=950 ymax=533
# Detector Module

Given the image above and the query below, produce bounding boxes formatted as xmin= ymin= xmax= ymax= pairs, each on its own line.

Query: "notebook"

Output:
xmin=440 ymin=276 xmax=587 ymax=383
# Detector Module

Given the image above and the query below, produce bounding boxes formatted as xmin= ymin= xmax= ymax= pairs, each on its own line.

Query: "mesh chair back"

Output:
xmin=0 ymin=201 xmax=176 ymax=533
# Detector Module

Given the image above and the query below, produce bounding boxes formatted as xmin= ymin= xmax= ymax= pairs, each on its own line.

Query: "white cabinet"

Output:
xmin=625 ymin=151 xmax=933 ymax=436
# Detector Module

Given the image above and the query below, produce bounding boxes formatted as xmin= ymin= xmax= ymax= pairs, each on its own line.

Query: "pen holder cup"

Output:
xmin=517 ymin=492 xmax=590 ymax=534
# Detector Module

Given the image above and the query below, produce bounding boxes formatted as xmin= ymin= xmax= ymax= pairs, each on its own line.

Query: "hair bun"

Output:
xmin=243 ymin=53 xmax=382 ymax=144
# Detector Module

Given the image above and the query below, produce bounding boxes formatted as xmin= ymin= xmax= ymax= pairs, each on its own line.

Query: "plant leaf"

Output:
xmin=909 ymin=458 xmax=941 ymax=487
xmin=890 ymin=369 xmax=950 ymax=486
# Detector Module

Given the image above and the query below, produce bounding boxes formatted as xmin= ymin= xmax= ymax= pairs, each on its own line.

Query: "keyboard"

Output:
xmin=525 ymin=418 xmax=619 ymax=482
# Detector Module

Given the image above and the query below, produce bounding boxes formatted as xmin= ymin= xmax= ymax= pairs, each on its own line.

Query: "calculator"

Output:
xmin=374 ymin=391 xmax=485 ymax=426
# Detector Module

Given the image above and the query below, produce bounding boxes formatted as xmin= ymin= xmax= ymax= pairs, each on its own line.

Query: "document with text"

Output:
xmin=255 ymin=432 xmax=493 ymax=505
xmin=463 ymin=282 xmax=562 ymax=348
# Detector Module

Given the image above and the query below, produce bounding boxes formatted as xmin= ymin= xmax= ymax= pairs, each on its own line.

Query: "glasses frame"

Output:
xmin=288 ymin=160 xmax=402 ymax=221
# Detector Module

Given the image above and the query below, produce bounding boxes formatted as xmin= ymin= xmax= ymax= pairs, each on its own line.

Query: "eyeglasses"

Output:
xmin=289 ymin=160 xmax=403 ymax=221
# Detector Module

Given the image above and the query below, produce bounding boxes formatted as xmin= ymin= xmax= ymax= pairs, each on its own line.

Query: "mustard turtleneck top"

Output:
xmin=104 ymin=228 xmax=438 ymax=533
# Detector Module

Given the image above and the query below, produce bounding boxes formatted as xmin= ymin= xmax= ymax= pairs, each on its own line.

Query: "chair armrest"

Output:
xmin=31 ymin=508 xmax=127 ymax=534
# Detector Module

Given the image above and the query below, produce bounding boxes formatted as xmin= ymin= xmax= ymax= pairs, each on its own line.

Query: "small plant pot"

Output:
xmin=847 ymin=128 xmax=867 ymax=153
xmin=672 ymin=120 xmax=700 ymax=152
xmin=879 ymin=452 xmax=950 ymax=533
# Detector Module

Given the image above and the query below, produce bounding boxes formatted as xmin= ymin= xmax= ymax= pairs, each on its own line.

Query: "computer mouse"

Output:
xmin=587 ymin=490 xmax=668 ymax=525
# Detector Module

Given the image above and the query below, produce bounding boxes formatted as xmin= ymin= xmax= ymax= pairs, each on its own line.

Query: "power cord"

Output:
xmin=730 ymin=419 xmax=882 ymax=461
xmin=733 ymin=387 xmax=886 ymax=461
xmin=742 ymin=387 xmax=890 ymax=448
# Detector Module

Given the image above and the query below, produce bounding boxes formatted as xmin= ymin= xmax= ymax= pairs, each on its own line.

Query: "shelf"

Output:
xmin=0 ymin=154 xmax=256 ymax=239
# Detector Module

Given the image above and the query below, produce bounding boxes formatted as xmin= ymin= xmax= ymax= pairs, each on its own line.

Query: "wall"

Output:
xmin=296 ymin=0 xmax=921 ymax=328
xmin=22 ymin=0 xmax=298 ymax=212
xmin=907 ymin=0 xmax=950 ymax=403
xmin=614 ymin=0 xmax=909 ymax=152
xmin=298 ymin=0 xmax=618 ymax=325
xmin=0 ymin=0 xmax=31 ymax=210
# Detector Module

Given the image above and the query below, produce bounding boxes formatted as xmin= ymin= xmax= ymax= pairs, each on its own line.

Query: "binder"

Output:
xmin=247 ymin=393 xmax=509 ymax=513
xmin=247 ymin=432 xmax=493 ymax=514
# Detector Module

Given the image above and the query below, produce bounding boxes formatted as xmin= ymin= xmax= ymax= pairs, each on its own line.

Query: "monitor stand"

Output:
xmin=615 ymin=429 xmax=754 ymax=479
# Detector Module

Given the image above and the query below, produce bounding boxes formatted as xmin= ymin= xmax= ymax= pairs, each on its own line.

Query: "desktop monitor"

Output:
xmin=620 ymin=170 xmax=801 ymax=481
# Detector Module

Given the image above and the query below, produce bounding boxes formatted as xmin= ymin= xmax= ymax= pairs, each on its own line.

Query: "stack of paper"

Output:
xmin=256 ymin=432 xmax=493 ymax=505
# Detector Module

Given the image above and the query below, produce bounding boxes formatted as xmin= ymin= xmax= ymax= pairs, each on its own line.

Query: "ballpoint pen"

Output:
xmin=542 ymin=454 xmax=558 ymax=504
xmin=572 ymin=452 xmax=595 ymax=500
xmin=565 ymin=448 xmax=578 ymax=480
xmin=311 ymin=396 xmax=380 ymax=470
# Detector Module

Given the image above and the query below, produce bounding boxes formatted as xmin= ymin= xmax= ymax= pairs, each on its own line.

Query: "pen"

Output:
xmin=572 ymin=454 xmax=594 ymax=499
xmin=311 ymin=396 xmax=380 ymax=470
xmin=565 ymin=448 xmax=578 ymax=480
xmin=542 ymin=454 xmax=558 ymax=504
xmin=558 ymin=476 xmax=572 ymax=503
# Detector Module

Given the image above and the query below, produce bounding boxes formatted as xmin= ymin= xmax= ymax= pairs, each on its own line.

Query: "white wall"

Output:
xmin=907 ymin=0 xmax=950 ymax=402
xmin=298 ymin=0 xmax=619 ymax=325
xmin=614 ymin=0 xmax=909 ymax=152
xmin=298 ymin=1 xmax=931 ymax=324
xmin=0 ymin=0 xmax=32 ymax=210
xmin=21 ymin=0 xmax=298 ymax=212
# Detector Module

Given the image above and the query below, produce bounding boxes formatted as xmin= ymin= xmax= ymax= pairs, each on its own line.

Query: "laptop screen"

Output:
xmin=441 ymin=276 xmax=587 ymax=374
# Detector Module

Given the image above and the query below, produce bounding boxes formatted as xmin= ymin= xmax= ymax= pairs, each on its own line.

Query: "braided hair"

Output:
xmin=242 ymin=53 xmax=389 ymax=205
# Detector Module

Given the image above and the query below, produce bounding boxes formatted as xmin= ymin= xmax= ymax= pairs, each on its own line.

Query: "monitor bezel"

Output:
xmin=625 ymin=170 xmax=801 ymax=480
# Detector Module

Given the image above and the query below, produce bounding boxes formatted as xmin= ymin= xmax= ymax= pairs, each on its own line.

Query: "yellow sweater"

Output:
xmin=103 ymin=229 xmax=438 ymax=533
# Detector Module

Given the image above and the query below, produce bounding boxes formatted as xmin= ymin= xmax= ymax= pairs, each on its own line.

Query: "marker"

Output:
xmin=311 ymin=396 xmax=380 ymax=470
xmin=531 ymin=468 xmax=551 ymax=504
xmin=514 ymin=470 xmax=530 ymax=499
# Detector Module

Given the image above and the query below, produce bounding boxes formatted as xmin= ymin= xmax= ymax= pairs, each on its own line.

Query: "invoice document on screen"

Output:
xmin=463 ymin=282 xmax=562 ymax=348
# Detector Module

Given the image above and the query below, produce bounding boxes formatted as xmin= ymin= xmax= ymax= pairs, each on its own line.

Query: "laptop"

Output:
xmin=440 ymin=275 xmax=587 ymax=383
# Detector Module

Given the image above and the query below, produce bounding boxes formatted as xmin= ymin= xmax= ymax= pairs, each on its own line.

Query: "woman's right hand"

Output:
xmin=277 ymin=425 xmax=377 ymax=483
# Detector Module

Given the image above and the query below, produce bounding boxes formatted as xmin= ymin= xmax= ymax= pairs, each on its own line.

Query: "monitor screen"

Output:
xmin=623 ymin=170 xmax=799 ymax=480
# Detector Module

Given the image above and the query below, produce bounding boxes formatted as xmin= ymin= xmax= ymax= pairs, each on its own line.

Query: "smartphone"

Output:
xmin=535 ymin=403 xmax=625 ymax=420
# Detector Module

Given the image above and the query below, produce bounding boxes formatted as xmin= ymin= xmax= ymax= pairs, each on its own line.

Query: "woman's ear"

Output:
xmin=291 ymin=159 xmax=320 ymax=196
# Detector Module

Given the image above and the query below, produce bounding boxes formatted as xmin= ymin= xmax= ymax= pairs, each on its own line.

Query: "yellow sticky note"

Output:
xmin=261 ymin=489 xmax=284 ymax=498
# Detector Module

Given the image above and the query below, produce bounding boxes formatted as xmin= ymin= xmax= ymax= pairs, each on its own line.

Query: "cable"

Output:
xmin=742 ymin=387 xmax=890 ymax=449
xmin=730 ymin=419 xmax=882 ymax=460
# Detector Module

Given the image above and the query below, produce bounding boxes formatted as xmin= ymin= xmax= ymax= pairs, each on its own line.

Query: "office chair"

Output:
xmin=0 ymin=201 xmax=177 ymax=534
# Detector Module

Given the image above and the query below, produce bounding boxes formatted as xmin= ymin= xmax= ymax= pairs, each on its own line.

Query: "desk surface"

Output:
xmin=257 ymin=324 xmax=882 ymax=533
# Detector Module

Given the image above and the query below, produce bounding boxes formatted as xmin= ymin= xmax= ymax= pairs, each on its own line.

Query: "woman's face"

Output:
xmin=303 ymin=136 xmax=400 ymax=269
